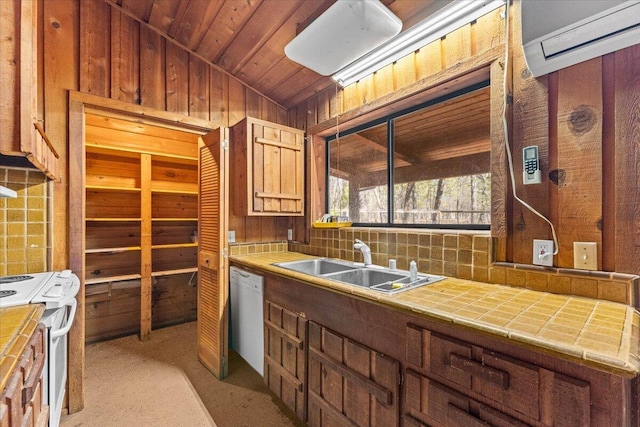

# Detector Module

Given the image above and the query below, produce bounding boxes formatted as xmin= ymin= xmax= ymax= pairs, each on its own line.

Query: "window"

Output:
xmin=328 ymin=82 xmax=491 ymax=229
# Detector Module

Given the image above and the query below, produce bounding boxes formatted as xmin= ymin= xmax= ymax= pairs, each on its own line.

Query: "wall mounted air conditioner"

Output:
xmin=521 ymin=0 xmax=640 ymax=77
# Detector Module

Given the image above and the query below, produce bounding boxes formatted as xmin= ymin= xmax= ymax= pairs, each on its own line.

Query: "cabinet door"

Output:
xmin=250 ymin=120 xmax=304 ymax=215
xmin=552 ymin=374 xmax=590 ymax=426
xmin=231 ymin=117 xmax=305 ymax=216
xmin=264 ymin=301 xmax=308 ymax=421
xmin=308 ymin=322 xmax=399 ymax=427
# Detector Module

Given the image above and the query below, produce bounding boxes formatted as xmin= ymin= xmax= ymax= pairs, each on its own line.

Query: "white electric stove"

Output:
xmin=0 ymin=270 xmax=80 ymax=427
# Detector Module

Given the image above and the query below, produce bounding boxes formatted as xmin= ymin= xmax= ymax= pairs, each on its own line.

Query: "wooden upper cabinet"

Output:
xmin=230 ymin=117 xmax=305 ymax=216
xmin=0 ymin=0 xmax=58 ymax=180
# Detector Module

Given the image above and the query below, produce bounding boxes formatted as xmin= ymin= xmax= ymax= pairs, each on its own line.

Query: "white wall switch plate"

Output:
xmin=574 ymin=242 xmax=597 ymax=270
xmin=533 ymin=239 xmax=554 ymax=266
xmin=228 ymin=230 xmax=235 ymax=243
xmin=287 ymin=229 xmax=293 ymax=240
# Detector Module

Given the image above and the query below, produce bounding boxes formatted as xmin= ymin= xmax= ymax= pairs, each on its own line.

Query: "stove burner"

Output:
xmin=0 ymin=290 xmax=18 ymax=298
xmin=0 ymin=275 xmax=34 ymax=284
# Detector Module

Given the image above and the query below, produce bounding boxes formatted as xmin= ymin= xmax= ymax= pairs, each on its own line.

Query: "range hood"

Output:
xmin=0 ymin=185 xmax=17 ymax=198
xmin=521 ymin=0 xmax=640 ymax=77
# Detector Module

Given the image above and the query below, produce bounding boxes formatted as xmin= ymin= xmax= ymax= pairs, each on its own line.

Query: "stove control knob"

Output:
xmin=45 ymin=285 xmax=64 ymax=297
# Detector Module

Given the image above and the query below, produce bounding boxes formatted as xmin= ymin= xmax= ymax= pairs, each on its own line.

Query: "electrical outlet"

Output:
xmin=533 ymin=239 xmax=554 ymax=266
xmin=287 ymin=229 xmax=293 ymax=240
xmin=228 ymin=230 xmax=235 ymax=243
xmin=574 ymin=242 xmax=597 ymax=270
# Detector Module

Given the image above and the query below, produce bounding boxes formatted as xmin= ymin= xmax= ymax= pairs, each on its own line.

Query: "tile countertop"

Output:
xmin=230 ymin=251 xmax=640 ymax=378
xmin=0 ymin=304 xmax=45 ymax=390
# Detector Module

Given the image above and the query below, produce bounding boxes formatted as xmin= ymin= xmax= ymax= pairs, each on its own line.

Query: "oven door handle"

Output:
xmin=51 ymin=298 xmax=77 ymax=339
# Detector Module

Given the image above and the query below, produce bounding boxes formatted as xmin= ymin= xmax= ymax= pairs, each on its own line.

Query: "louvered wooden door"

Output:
xmin=198 ymin=128 xmax=229 ymax=379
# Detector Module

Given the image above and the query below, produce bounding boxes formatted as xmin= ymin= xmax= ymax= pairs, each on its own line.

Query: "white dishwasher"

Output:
xmin=230 ymin=266 xmax=264 ymax=376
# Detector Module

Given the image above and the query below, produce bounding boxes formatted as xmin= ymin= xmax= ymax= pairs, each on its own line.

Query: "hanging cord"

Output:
xmin=501 ymin=0 xmax=559 ymax=257
xmin=335 ymin=81 xmax=340 ymax=141
xmin=334 ymin=82 xmax=341 ymax=217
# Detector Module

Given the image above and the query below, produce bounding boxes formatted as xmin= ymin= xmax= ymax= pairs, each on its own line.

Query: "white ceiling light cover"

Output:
xmin=284 ymin=0 xmax=402 ymax=76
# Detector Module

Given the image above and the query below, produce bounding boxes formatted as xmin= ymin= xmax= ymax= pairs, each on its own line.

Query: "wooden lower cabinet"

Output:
xmin=0 ymin=324 xmax=49 ymax=427
xmin=307 ymin=322 xmax=400 ymax=427
xmin=260 ymin=271 xmax=638 ymax=427
xmin=264 ymin=301 xmax=308 ymax=420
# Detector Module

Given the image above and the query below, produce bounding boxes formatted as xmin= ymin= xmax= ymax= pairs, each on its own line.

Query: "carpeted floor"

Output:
xmin=61 ymin=322 xmax=306 ymax=427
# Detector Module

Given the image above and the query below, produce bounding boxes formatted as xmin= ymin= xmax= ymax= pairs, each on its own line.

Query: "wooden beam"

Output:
xmin=613 ymin=45 xmax=640 ymax=274
xmin=140 ymin=153 xmax=152 ymax=340
xmin=69 ymin=91 xmax=215 ymax=131
xmin=556 ymin=59 xmax=603 ymax=268
xmin=510 ymin=0 xmax=551 ymax=264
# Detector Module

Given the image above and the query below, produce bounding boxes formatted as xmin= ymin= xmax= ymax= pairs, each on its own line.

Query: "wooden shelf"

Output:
xmin=85 ymin=246 xmax=142 ymax=254
xmin=152 ymin=243 xmax=198 ymax=249
xmin=82 ymin=116 xmax=201 ymax=342
xmin=86 ymin=185 xmax=141 ymax=193
xmin=85 ymin=273 xmax=142 ymax=285
xmin=152 ymin=152 xmax=198 ymax=164
xmin=86 ymin=143 xmax=197 ymax=162
xmin=86 ymin=144 xmax=141 ymax=159
xmin=151 ymin=188 xmax=198 ymax=195
xmin=151 ymin=267 xmax=198 ymax=277
xmin=86 ymin=218 xmax=142 ymax=222
xmin=152 ymin=217 xmax=198 ymax=222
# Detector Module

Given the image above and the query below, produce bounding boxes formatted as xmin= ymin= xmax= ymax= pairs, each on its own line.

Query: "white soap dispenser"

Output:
xmin=409 ymin=260 xmax=417 ymax=282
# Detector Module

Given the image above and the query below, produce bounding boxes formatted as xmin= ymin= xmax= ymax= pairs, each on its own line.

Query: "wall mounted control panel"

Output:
xmin=523 ymin=145 xmax=542 ymax=184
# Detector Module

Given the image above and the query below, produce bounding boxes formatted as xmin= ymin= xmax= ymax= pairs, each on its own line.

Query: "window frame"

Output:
xmin=325 ymin=80 xmax=491 ymax=230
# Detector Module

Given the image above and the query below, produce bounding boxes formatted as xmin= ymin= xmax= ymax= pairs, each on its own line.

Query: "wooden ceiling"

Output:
xmin=108 ymin=0 xmax=451 ymax=109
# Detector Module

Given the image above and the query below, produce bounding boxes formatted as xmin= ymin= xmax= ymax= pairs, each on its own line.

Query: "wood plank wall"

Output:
xmin=41 ymin=0 xmax=298 ymax=412
xmin=41 ymin=0 xmax=299 ymax=275
xmin=287 ymin=1 xmax=640 ymax=276
xmin=73 ymin=0 xmax=294 ymax=248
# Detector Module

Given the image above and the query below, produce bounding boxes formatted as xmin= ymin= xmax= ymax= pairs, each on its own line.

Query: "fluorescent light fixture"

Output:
xmin=0 ymin=185 xmax=17 ymax=198
xmin=332 ymin=0 xmax=505 ymax=86
xmin=284 ymin=0 xmax=402 ymax=76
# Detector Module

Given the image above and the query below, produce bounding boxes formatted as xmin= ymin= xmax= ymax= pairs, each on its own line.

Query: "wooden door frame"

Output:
xmin=67 ymin=91 xmax=217 ymax=413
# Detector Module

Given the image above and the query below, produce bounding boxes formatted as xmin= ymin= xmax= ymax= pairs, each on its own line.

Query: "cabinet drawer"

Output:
xmin=405 ymin=370 xmax=531 ymax=427
xmin=407 ymin=325 xmax=540 ymax=420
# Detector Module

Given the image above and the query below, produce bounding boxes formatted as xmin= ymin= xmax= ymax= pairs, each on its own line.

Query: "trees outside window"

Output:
xmin=328 ymin=83 xmax=490 ymax=229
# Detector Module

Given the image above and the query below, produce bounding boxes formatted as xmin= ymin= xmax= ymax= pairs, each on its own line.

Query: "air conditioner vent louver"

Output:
xmin=522 ymin=0 xmax=640 ymax=77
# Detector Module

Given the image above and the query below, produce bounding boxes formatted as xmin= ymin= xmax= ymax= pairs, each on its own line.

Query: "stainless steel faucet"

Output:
xmin=353 ymin=239 xmax=372 ymax=266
